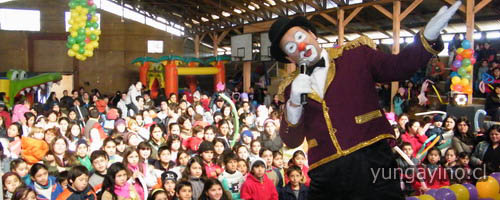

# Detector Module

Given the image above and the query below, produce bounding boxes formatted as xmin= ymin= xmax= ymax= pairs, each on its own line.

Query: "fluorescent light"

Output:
xmin=486 ymin=31 xmax=500 ymax=39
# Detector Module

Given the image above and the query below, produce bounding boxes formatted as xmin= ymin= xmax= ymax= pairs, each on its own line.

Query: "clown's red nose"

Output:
xmin=298 ymin=42 xmax=306 ymax=51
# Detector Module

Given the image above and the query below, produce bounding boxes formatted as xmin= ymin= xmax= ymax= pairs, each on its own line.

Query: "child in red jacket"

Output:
xmin=411 ymin=147 xmax=450 ymax=194
xmin=240 ymin=158 xmax=278 ymax=200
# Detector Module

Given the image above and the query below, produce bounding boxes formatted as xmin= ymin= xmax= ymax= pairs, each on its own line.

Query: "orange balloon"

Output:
xmin=462 ymin=49 xmax=474 ymax=59
xmin=477 ymin=176 xmax=500 ymax=198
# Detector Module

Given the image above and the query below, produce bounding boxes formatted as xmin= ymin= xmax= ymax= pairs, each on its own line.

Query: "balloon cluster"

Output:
xmin=66 ymin=0 xmax=101 ymax=61
xmin=406 ymin=173 xmax=500 ymax=200
xmin=450 ymin=40 xmax=475 ymax=94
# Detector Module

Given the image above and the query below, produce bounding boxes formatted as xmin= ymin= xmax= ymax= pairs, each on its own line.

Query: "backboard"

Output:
xmin=231 ymin=34 xmax=252 ymax=61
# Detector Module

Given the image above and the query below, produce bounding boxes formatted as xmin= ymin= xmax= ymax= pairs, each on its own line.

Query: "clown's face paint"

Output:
xmin=280 ymin=26 xmax=322 ymax=64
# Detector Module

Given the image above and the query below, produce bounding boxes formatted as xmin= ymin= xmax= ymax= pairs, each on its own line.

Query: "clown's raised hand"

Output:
xmin=424 ymin=1 xmax=462 ymax=41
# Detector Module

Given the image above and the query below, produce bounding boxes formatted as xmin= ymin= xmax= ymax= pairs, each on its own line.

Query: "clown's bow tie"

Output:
xmin=306 ymin=58 xmax=326 ymax=75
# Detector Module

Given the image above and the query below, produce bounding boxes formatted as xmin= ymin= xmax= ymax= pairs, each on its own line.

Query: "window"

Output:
xmin=65 ymin=12 xmax=101 ymax=32
xmin=146 ymin=17 xmax=166 ymax=31
xmin=147 ymin=40 xmax=163 ymax=53
xmin=0 ymin=8 xmax=40 ymax=31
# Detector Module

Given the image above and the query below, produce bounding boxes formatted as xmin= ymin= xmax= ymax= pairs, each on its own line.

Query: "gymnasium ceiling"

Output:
xmin=122 ymin=0 xmax=500 ymax=48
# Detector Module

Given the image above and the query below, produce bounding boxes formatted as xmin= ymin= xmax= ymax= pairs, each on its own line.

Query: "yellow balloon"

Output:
xmin=72 ymin=44 xmax=80 ymax=51
xmin=79 ymin=15 xmax=87 ymax=22
xmin=450 ymin=184 xmax=470 ymax=200
xmin=91 ymin=15 xmax=99 ymax=22
xmin=75 ymin=6 xmax=82 ymax=12
xmin=461 ymin=78 xmax=469 ymax=86
xmin=456 ymin=47 xmax=464 ymax=54
xmin=493 ymin=193 xmax=500 ymax=200
xmin=452 ymin=76 xmax=461 ymax=85
xmin=70 ymin=31 xmax=78 ymax=37
xmin=466 ymin=65 xmax=473 ymax=72
xmin=84 ymin=44 xmax=93 ymax=51
xmin=81 ymin=8 xmax=88 ymax=15
xmin=477 ymin=176 xmax=500 ymax=198
xmin=71 ymin=10 xmax=78 ymax=17
xmin=85 ymin=28 xmax=91 ymax=36
xmin=67 ymin=49 xmax=76 ymax=57
xmin=79 ymin=22 xmax=86 ymax=28
xmin=87 ymin=51 xmax=94 ymax=57
xmin=94 ymin=29 xmax=101 ymax=36
xmin=80 ymin=56 xmax=87 ymax=61
xmin=75 ymin=54 xmax=83 ymax=60
xmin=419 ymin=194 xmax=435 ymax=200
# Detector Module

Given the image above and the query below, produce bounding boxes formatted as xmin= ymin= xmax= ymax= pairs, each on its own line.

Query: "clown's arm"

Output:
xmin=367 ymin=1 xmax=461 ymax=83
xmin=278 ymin=74 xmax=311 ymax=148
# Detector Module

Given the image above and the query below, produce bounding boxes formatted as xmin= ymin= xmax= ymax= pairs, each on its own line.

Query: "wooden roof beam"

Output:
xmin=400 ymin=0 xmax=423 ymax=21
xmin=223 ymin=0 xmax=267 ymax=20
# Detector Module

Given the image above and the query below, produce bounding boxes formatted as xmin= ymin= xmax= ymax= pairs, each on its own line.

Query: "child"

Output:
xmin=279 ymin=166 xmax=308 ymax=200
xmin=411 ymin=147 xmax=450 ymax=194
xmin=235 ymin=145 xmax=250 ymax=162
xmin=218 ymin=152 xmax=244 ymax=200
xmin=198 ymin=178 xmax=232 ymax=200
xmin=56 ymin=171 xmax=69 ymax=190
xmin=102 ymin=137 xmax=123 ymax=165
xmin=89 ymin=150 xmax=108 ymax=193
xmin=153 ymin=146 xmax=176 ymax=171
xmin=3 ymin=172 xmax=23 ymax=200
xmin=199 ymin=141 xmax=222 ymax=179
xmin=10 ymin=159 xmax=30 ymax=185
xmin=21 ymin=127 xmax=49 ymax=165
xmin=184 ymin=125 xmax=204 ymax=153
xmin=272 ymin=151 xmax=285 ymax=188
xmin=181 ymin=156 xmax=206 ymax=200
xmin=56 ymin=166 xmax=97 ymax=200
xmin=171 ymin=150 xmax=190 ymax=181
xmin=203 ymin=126 xmax=216 ymax=143
xmin=11 ymin=186 xmax=37 ymax=200
xmin=114 ymin=136 xmax=127 ymax=157
xmin=240 ymin=130 xmax=253 ymax=148
xmin=27 ymin=163 xmax=64 ymax=200
xmin=161 ymin=171 xmax=177 ymax=199
xmin=75 ymin=139 xmax=93 ymax=171
xmin=249 ymin=140 xmax=261 ymax=163
xmin=452 ymin=152 xmax=472 ymax=184
xmin=289 ymin=150 xmax=310 ymax=187
xmin=401 ymin=120 xmax=428 ymax=158
xmin=444 ymin=148 xmax=458 ymax=168
xmin=99 ymin=162 xmax=140 ymax=200
xmin=395 ymin=142 xmax=420 ymax=169
xmin=240 ymin=158 xmax=278 ymax=200
xmin=174 ymin=181 xmax=193 ymax=200
xmin=122 ymin=148 xmax=149 ymax=199
xmin=237 ymin=158 xmax=249 ymax=177
xmin=166 ymin=135 xmax=182 ymax=163
xmin=260 ymin=148 xmax=283 ymax=188
xmin=425 ymin=115 xmax=444 ymax=140
xmin=149 ymin=189 xmax=168 ymax=200
xmin=65 ymin=123 xmax=82 ymax=152
xmin=7 ymin=123 xmax=23 ymax=159
xmin=213 ymin=138 xmax=226 ymax=165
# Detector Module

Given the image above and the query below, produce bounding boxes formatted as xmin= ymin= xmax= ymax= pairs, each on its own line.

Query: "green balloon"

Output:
xmin=79 ymin=41 xmax=86 ymax=47
xmin=76 ymin=34 xmax=85 ymax=43
xmin=89 ymin=34 xmax=97 ymax=41
xmin=90 ymin=10 xmax=96 ymax=16
xmin=77 ymin=28 xmax=85 ymax=35
xmin=463 ymin=74 xmax=471 ymax=80
xmin=86 ymin=21 xmax=92 ymax=28
xmin=462 ymin=58 xmax=471 ymax=67
xmin=458 ymin=67 xmax=467 ymax=76
xmin=67 ymin=36 xmax=76 ymax=44
xmin=66 ymin=42 xmax=73 ymax=49
xmin=92 ymin=22 xmax=99 ymax=29
xmin=89 ymin=5 xmax=97 ymax=11
xmin=78 ymin=47 xmax=85 ymax=54
xmin=79 ymin=1 xmax=87 ymax=7
xmin=68 ymin=1 xmax=77 ymax=8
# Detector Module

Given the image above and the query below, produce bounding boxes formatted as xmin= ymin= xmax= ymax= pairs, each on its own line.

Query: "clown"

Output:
xmin=269 ymin=2 xmax=461 ymax=199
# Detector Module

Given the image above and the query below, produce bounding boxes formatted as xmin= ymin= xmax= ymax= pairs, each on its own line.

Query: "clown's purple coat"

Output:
xmin=279 ymin=32 xmax=443 ymax=170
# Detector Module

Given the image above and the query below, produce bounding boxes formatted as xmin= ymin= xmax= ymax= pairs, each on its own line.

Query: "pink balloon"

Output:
xmin=456 ymin=54 xmax=464 ymax=61
xmin=88 ymin=0 xmax=94 ymax=6
xmin=470 ymin=57 xmax=476 ymax=65
xmin=85 ymin=38 xmax=91 ymax=44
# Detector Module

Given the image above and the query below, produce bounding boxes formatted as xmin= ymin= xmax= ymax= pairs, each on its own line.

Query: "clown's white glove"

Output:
xmin=286 ymin=74 xmax=312 ymax=124
xmin=424 ymin=1 xmax=461 ymax=41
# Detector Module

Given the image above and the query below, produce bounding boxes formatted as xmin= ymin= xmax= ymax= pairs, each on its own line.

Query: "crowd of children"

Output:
xmin=0 ymin=82 xmax=314 ymax=200
xmin=0 ymin=76 xmax=498 ymax=199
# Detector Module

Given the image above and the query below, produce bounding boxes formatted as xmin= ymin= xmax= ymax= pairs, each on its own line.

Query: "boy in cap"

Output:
xmin=240 ymin=158 xmax=278 ymax=200
xmin=161 ymin=171 xmax=178 ymax=199
xmin=198 ymin=141 xmax=222 ymax=179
